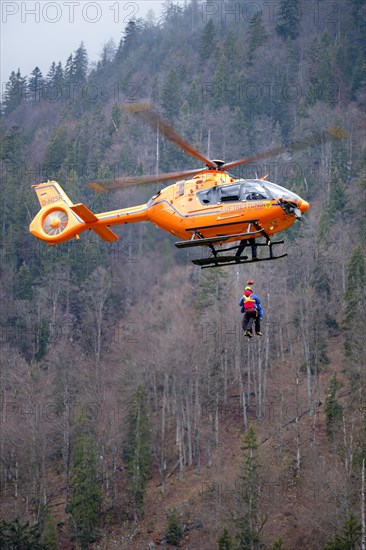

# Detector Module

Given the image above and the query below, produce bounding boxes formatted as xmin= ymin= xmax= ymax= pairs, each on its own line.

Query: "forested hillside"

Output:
xmin=0 ymin=1 xmax=365 ymax=548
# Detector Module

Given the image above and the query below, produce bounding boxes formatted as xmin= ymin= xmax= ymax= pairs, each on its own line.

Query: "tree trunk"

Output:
xmin=237 ymin=355 xmax=247 ymax=428
xmin=299 ymin=288 xmax=315 ymax=415
xmin=159 ymin=373 xmax=168 ymax=486
xmin=294 ymin=370 xmax=301 ymax=479
xmin=362 ymin=457 xmax=365 ymax=550
xmin=194 ymin=368 xmax=201 ymax=473
xmin=186 ymin=376 xmax=193 ymax=466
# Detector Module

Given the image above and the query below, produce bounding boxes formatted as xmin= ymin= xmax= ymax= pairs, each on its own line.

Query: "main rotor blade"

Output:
xmin=87 ymin=167 xmax=205 ymax=192
xmin=127 ymin=103 xmax=216 ymax=169
xmin=222 ymin=126 xmax=349 ymax=171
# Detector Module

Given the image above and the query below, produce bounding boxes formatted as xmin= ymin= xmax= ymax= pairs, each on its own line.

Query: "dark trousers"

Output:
xmin=255 ymin=315 xmax=261 ymax=333
xmin=242 ymin=311 xmax=257 ymax=333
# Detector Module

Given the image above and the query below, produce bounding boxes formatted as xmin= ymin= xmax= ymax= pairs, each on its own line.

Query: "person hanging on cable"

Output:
xmin=239 ymin=281 xmax=263 ymax=338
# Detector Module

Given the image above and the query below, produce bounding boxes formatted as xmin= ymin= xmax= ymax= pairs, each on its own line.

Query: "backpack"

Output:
xmin=243 ymin=290 xmax=256 ymax=313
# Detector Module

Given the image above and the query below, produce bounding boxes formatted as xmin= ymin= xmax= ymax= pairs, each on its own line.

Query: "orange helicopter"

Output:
xmin=29 ymin=104 xmax=345 ymax=268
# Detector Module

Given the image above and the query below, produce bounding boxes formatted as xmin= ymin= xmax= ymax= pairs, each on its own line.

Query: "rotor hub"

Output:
xmin=50 ymin=216 xmax=61 ymax=228
xmin=211 ymin=159 xmax=226 ymax=170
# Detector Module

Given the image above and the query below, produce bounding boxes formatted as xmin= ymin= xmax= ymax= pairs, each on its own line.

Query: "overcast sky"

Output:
xmin=1 ymin=1 xmax=165 ymax=90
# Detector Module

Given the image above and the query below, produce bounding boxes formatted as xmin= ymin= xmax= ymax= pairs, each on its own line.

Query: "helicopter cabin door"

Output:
xmin=216 ymin=184 xmax=244 ymax=221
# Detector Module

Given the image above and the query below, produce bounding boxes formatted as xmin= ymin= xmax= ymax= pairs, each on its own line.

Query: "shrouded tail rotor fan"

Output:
xmin=43 ymin=210 xmax=68 ymax=235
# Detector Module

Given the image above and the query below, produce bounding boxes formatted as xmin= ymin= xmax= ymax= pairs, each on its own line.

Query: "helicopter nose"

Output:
xmin=299 ymin=199 xmax=310 ymax=213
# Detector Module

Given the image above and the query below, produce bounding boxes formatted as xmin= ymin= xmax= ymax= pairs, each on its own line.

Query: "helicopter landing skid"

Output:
xmin=191 ymin=239 xmax=288 ymax=268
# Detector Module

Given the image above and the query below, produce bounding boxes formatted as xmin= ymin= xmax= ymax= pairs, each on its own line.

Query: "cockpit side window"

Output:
xmin=244 ymin=191 xmax=268 ymax=200
xmin=240 ymin=181 xmax=269 ymax=200
xmin=220 ymin=184 xmax=241 ymax=202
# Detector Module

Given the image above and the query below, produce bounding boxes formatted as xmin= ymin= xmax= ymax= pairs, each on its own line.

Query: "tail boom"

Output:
xmin=29 ymin=181 xmax=149 ymax=244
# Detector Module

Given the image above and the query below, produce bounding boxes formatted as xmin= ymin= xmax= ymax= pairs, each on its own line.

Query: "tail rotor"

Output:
xmin=43 ymin=210 xmax=69 ymax=236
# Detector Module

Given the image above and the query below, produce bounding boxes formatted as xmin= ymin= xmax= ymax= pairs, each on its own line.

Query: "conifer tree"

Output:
xmin=64 ymin=54 xmax=74 ymax=82
xmin=123 ymin=20 xmax=144 ymax=56
xmin=343 ymin=245 xmax=365 ymax=357
xmin=115 ymin=37 xmax=124 ymax=64
xmin=46 ymin=61 xmax=56 ymax=82
xmin=42 ymin=126 xmax=70 ymax=177
xmin=217 ymin=526 xmax=235 ymax=549
xmin=0 ymin=518 xmax=46 ymax=549
xmin=199 ymin=19 xmax=218 ymax=65
xmin=69 ymin=433 xmax=102 ymax=548
xmin=335 ymin=0 xmax=366 ymax=100
xmin=161 ymin=69 xmax=181 ymax=121
xmin=325 ymin=374 xmax=343 ymax=441
xmin=209 ymin=54 xmax=229 ymax=110
xmin=41 ymin=513 xmax=58 ymax=549
xmin=115 ymin=19 xmax=144 ymax=63
xmin=233 ymin=424 xmax=261 ymax=549
xmin=54 ymin=61 xmax=64 ymax=86
xmin=165 ymin=508 xmax=183 ymax=545
xmin=0 ymin=125 xmax=25 ymax=169
xmin=323 ymin=511 xmax=362 ymax=549
xmin=276 ymin=0 xmax=301 ymax=41
xmin=247 ymin=11 xmax=267 ymax=63
xmin=28 ymin=66 xmax=44 ymax=102
xmin=123 ymin=385 xmax=152 ymax=520
xmin=162 ymin=0 xmax=184 ymax=24
xmin=331 ymin=131 xmax=350 ymax=184
xmin=223 ymin=32 xmax=240 ymax=75
xmin=100 ymin=39 xmax=116 ymax=67
xmin=270 ymin=536 xmax=286 ymax=549
xmin=14 ymin=262 xmax=33 ymax=300
xmin=0 ymin=126 xmax=27 ymax=254
xmin=186 ymin=81 xmax=201 ymax=114
xmin=327 ymin=169 xmax=346 ymax=218
xmin=35 ymin=317 xmax=49 ymax=361
xmin=3 ymin=69 xmax=27 ymax=115
xmin=306 ymin=33 xmax=336 ymax=106
xmin=45 ymin=61 xmax=64 ymax=100
xmin=72 ymin=42 xmax=88 ymax=85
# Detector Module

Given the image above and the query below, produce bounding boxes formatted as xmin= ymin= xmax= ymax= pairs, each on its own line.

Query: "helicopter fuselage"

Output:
xmin=29 ymin=171 xmax=309 ymax=246
xmin=146 ymin=171 xmax=309 ymax=243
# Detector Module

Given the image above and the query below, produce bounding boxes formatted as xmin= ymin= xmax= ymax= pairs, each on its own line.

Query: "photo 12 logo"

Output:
xmin=2 ymin=1 xmax=140 ymax=25
xmin=201 ymin=1 xmax=340 ymax=25
xmin=0 ymin=395 xmax=129 ymax=426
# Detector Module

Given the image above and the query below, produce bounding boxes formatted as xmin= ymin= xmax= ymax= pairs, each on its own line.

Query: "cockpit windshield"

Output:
xmin=261 ymin=181 xmax=301 ymax=201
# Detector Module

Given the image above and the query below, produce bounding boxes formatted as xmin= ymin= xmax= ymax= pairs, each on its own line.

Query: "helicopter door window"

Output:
xmin=219 ymin=184 xmax=241 ymax=202
xmin=197 ymin=188 xmax=218 ymax=205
